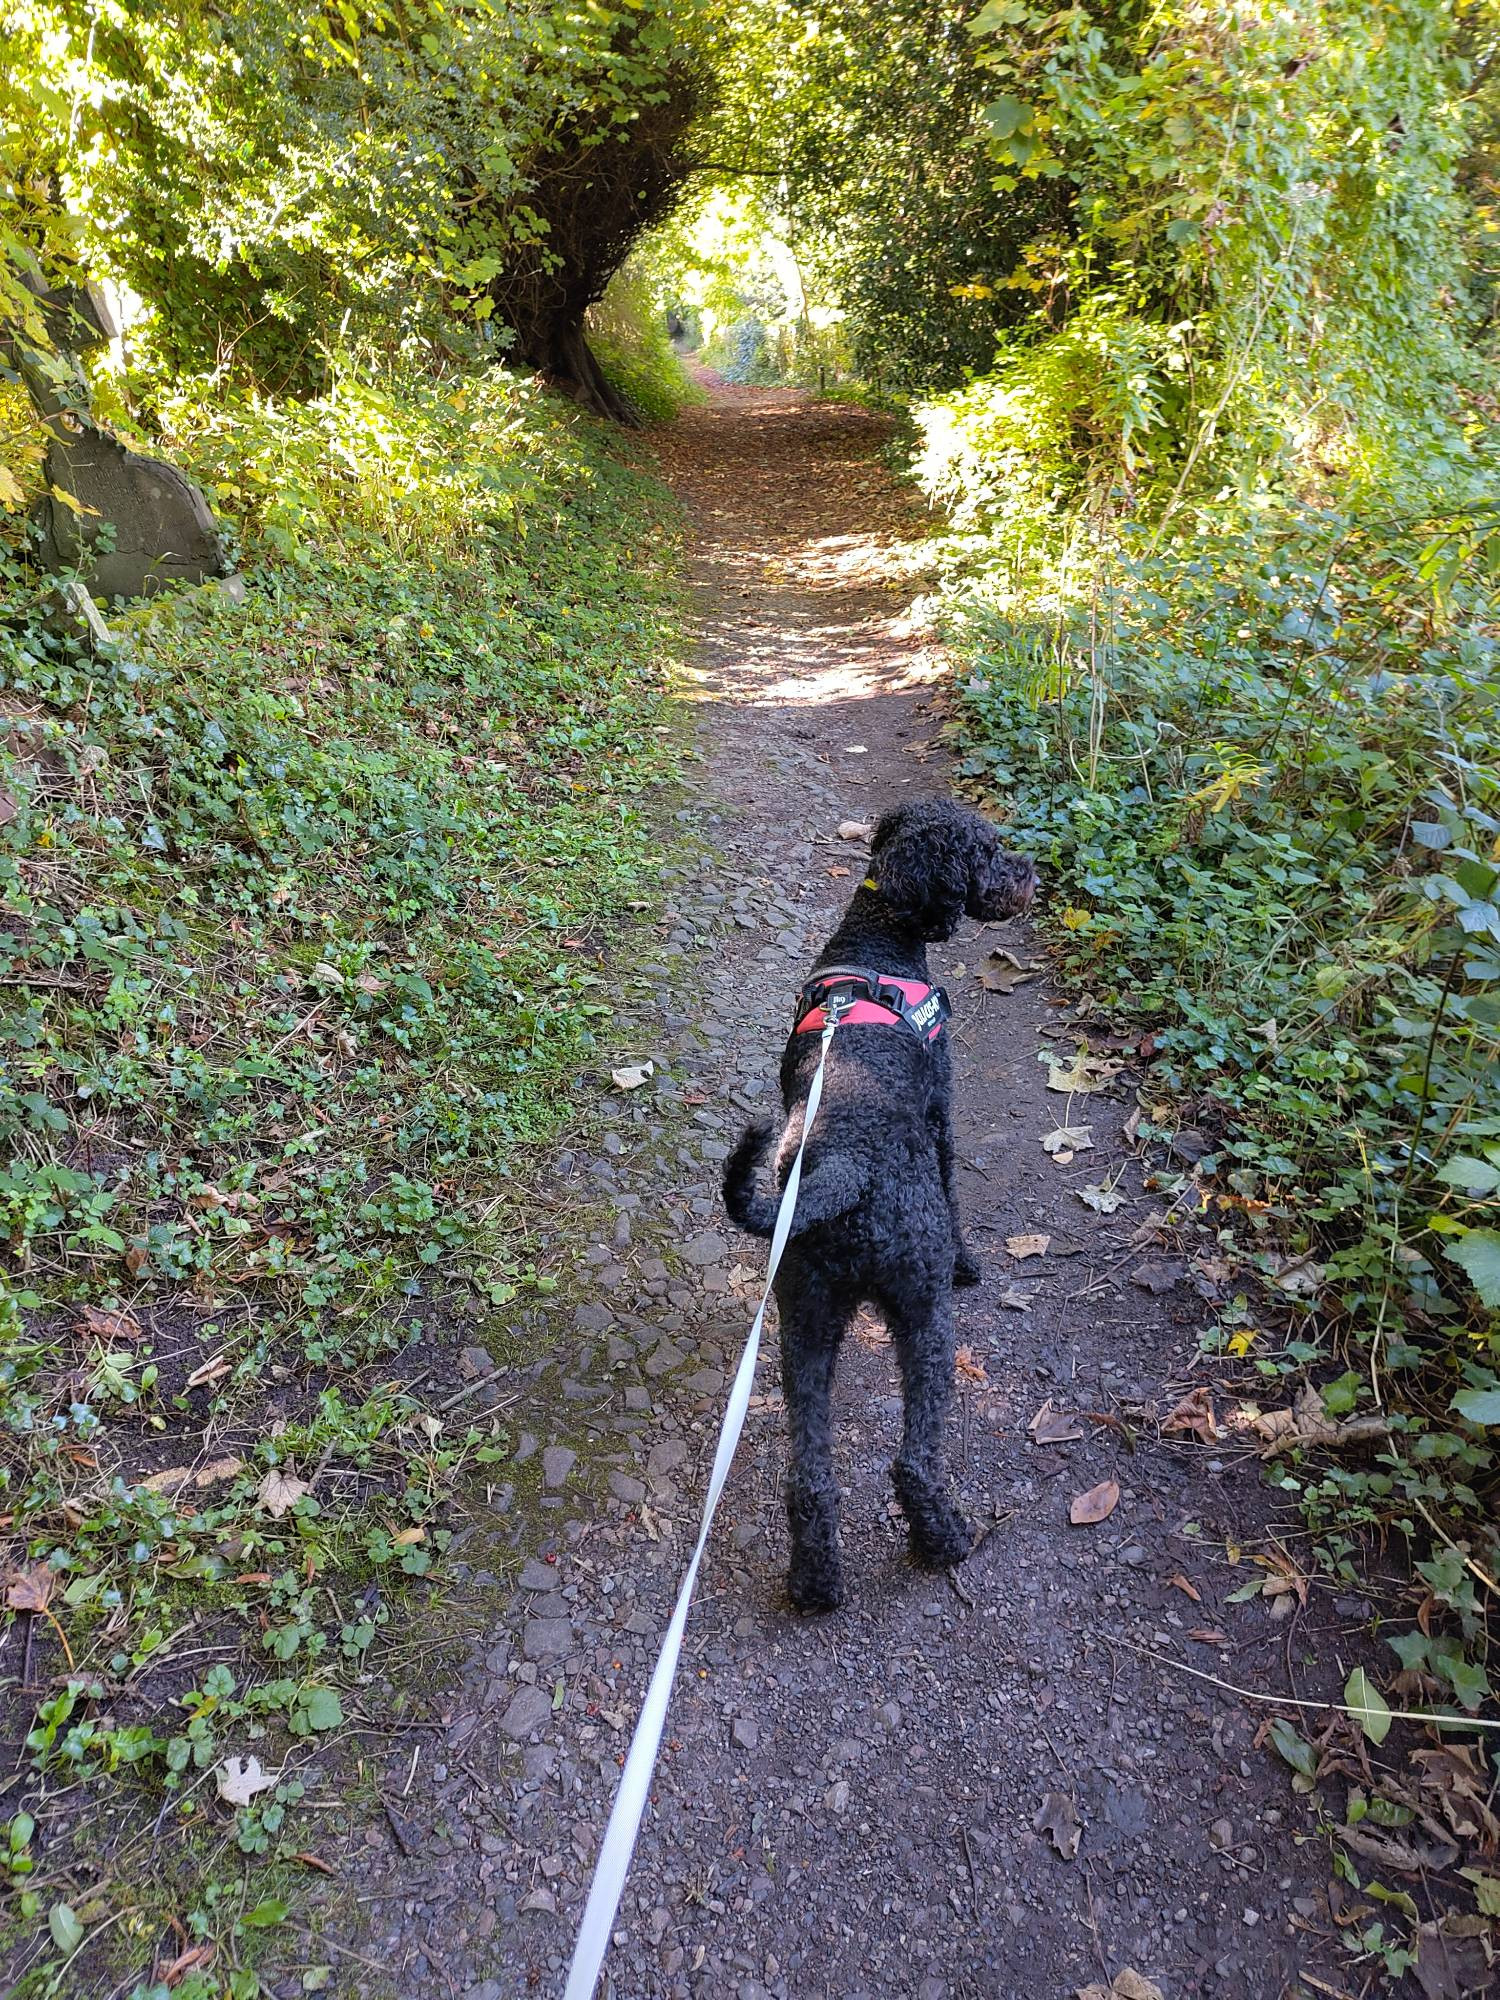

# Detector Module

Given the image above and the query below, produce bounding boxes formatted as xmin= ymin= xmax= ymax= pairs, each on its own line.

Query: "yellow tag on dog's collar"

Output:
xmin=862 ymin=876 xmax=878 ymax=891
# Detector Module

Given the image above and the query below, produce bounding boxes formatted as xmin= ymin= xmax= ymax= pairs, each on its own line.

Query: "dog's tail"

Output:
xmin=723 ymin=1117 xmax=868 ymax=1239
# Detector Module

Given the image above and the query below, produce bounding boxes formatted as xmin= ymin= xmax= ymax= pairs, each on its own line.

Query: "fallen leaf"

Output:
xmin=74 ymin=1303 xmax=143 ymax=1343
xmin=1413 ymin=1915 xmax=1492 ymax=2000
xmin=978 ymin=951 xmax=1042 ymax=994
xmin=1075 ymin=1181 xmax=1123 ymax=1214
xmin=1035 ymin=1790 xmax=1082 ymax=1859
xmin=1029 ymin=1399 xmax=1085 ymax=1445
xmin=185 ymin=1351 xmax=230 ymax=1389
xmin=1264 ymin=1250 xmax=1326 ymax=1297
xmin=828 ymin=865 xmax=850 ymax=878
xmin=1240 ymin=1385 xmax=1392 ymax=1458
xmin=1130 ymin=1259 xmax=1184 ymax=1295
xmin=1006 ymin=1232 xmax=1051 ymax=1260
xmin=1168 ymin=1573 xmax=1202 ymax=1602
xmin=1076 ymin=1975 xmax=1166 ymax=2000
xmin=1041 ymin=1125 xmax=1093 ymax=1157
xmin=1343 ymin=1821 xmax=1459 ymax=1878
xmin=1046 ymin=1048 xmax=1123 ymax=1095
xmin=1187 ymin=1627 xmax=1231 ymax=1645
xmin=1162 ymin=1386 xmax=1220 ymax=1444
xmin=610 ymin=1061 xmax=654 ymax=1091
xmin=160 ymin=1942 xmax=216 ymax=1983
xmin=1069 ymin=1479 xmax=1120 ymax=1526
xmin=955 ymin=1344 xmax=989 ymax=1386
xmin=837 ymin=820 xmax=872 ymax=842
xmin=139 ymin=1456 xmax=245 ymax=1497
xmin=1414 ymin=1746 xmax=1500 ymax=1848
xmin=391 ymin=1526 xmax=425 ymax=1546
xmin=998 ymin=1285 xmax=1037 ymax=1311
xmin=1344 ymin=1665 xmax=1392 ymax=1746
xmin=5 ymin=1563 xmax=55 ymax=1613
xmin=257 ymin=1468 xmax=312 ymax=1519
xmin=215 ymin=1755 xmax=278 ymax=1806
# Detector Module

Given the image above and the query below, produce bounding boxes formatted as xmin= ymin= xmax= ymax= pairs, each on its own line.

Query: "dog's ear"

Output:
xmin=871 ymin=818 xmax=970 ymax=938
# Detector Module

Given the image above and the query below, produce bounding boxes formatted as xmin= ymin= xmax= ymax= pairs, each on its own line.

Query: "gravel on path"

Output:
xmin=333 ymin=379 xmax=1350 ymax=2000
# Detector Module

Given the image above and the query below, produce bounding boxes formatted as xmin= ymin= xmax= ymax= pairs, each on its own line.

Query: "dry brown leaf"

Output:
xmin=1006 ymin=1232 xmax=1051 ymax=1261
xmin=1046 ymin=1048 xmax=1123 ymax=1095
xmin=5 ymin=1563 xmax=55 ymax=1613
xmin=160 ymin=1943 xmax=216 ymax=1985
xmin=74 ymin=1303 xmax=143 ymax=1343
xmin=1029 ymin=1399 xmax=1085 ymax=1445
xmin=1187 ymin=1627 xmax=1231 ymax=1645
xmin=257 ymin=1468 xmax=312 ymax=1519
xmin=1034 ymin=1790 xmax=1082 ymax=1859
xmin=828 ymin=865 xmax=850 ymax=878
xmin=139 ymin=1456 xmax=245 ymax=1497
xmin=1077 ymin=1976 xmax=1166 ymax=2000
xmin=1041 ymin=1124 xmax=1094 ymax=1159
xmin=391 ymin=1525 xmax=425 ymax=1546
xmin=1069 ymin=1479 xmax=1120 ymax=1526
xmin=1167 ymin=1573 xmax=1202 ymax=1603
xmin=215 ymin=1754 xmax=278 ymax=1806
xmin=998 ymin=1285 xmax=1037 ymax=1311
xmin=1241 ymin=1385 xmax=1392 ymax=1459
xmin=954 ymin=1345 xmax=989 ymax=1386
xmin=1162 ymin=1386 xmax=1220 ymax=1444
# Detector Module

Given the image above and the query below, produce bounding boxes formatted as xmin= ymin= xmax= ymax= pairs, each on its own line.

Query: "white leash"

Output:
xmin=562 ymin=1007 xmax=842 ymax=2000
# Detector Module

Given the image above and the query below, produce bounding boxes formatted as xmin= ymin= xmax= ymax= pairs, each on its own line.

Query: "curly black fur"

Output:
xmin=723 ymin=798 xmax=1036 ymax=1611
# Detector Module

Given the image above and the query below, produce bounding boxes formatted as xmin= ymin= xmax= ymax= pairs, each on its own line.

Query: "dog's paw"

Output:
xmin=892 ymin=1459 xmax=975 ymax=1570
xmin=909 ymin=1509 xmax=975 ymax=1571
xmin=787 ymin=1559 xmax=844 ymax=1615
xmin=953 ymin=1247 xmax=982 ymax=1288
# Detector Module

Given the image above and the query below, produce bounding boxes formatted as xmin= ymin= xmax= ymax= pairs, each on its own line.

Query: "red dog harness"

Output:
xmin=793 ymin=965 xmax=951 ymax=1043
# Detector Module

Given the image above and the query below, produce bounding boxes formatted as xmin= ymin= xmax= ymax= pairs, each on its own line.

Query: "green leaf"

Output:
xmin=1366 ymin=1880 xmax=1418 ymax=1921
xmin=299 ymin=1687 xmax=343 ymax=1732
xmin=1269 ymin=1716 xmax=1318 ymax=1780
xmin=49 ymin=1902 xmax=84 ymax=1953
xmin=1461 ymin=1869 xmax=1500 ymax=1918
xmin=1442 ymin=1229 xmax=1500 ymax=1307
xmin=1436 ymin=1156 xmax=1500 ymax=1195
xmin=241 ymin=1897 xmax=289 ymax=1929
xmin=1451 ymin=1387 xmax=1500 ymax=1427
xmin=1345 ymin=1666 xmax=1392 ymax=1745
xmin=982 ymin=96 xmax=1032 ymax=141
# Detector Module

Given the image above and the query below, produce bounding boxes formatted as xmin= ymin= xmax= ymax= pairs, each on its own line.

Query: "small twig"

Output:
xmin=1121 ymin=1635 xmax=1500 ymax=1729
xmin=435 ymin=1370 xmax=521 ymax=1415
xmin=381 ymin=1794 xmax=418 ymax=1858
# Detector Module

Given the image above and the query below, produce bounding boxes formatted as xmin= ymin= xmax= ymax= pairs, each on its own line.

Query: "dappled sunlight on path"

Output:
xmin=655 ymin=382 xmax=948 ymax=713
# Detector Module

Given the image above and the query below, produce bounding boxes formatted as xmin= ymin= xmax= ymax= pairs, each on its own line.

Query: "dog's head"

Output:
xmin=869 ymin=799 xmax=1036 ymax=940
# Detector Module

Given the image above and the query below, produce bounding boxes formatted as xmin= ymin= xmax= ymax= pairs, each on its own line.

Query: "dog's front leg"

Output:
xmin=890 ymin=1295 xmax=975 ymax=1570
xmin=777 ymin=1278 xmax=847 ymax=1613
xmin=929 ymin=1101 xmax=980 ymax=1287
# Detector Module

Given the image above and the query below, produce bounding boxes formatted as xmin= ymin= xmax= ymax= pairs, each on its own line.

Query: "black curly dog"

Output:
xmin=723 ymin=799 xmax=1037 ymax=1611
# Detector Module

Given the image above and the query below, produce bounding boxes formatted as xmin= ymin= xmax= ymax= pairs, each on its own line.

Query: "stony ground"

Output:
xmin=326 ymin=381 xmax=1368 ymax=2000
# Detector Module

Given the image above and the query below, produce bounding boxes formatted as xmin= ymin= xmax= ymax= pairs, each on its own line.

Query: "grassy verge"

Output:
xmin=0 ymin=362 xmax=684 ymax=1994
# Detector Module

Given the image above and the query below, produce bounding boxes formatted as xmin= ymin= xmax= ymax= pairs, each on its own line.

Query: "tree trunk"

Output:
xmin=506 ymin=300 xmax=639 ymax=426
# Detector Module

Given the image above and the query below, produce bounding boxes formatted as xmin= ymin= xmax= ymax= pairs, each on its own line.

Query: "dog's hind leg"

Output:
xmin=777 ymin=1267 xmax=854 ymax=1613
xmin=929 ymin=1102 xmax=980 ymax=1288
xmin=886 ymin=1291 xmax=975 ymax=1569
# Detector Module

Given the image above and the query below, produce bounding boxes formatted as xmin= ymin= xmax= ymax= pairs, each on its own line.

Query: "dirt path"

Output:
xmin=340 ymin=382 xmax=1345 ymax=2000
